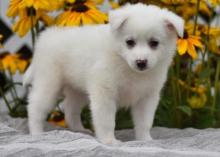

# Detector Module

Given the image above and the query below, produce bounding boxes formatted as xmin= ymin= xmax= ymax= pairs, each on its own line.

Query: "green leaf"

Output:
xmin=199 ymin=68 xmax=214 ymax=79
xmin=177 ymin=105 xmax=192 ymax=117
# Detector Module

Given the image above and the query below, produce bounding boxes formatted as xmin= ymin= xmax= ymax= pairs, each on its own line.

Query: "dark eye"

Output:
xmin=126 ymin=39 xmax=136 ymax=48
xmin=148 ymin=39 xmax=159 ymax=49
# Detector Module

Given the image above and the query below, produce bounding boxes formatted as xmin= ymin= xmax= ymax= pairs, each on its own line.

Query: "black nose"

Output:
xmin=136 ymin=59 xmax=147 ymax=70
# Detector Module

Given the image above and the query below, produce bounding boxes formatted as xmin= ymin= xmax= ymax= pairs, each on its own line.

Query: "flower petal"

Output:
xmin=177 ymin=39 xmax=188 ymax=55
xmin=187 ymin=41 xmax=198 ymax=59
xmin=188 ymin=36 xmax=204 ymax=49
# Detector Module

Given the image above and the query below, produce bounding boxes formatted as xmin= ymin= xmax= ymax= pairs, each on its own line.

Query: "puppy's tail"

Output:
xmin=23 ymin=64 xmax=33 ymax=88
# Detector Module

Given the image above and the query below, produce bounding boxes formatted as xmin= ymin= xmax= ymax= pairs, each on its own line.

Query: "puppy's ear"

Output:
xmin=164 ymin=12 xmax=184 ymax=38
xmin=109 ymin=9 xmax=128 ymax=31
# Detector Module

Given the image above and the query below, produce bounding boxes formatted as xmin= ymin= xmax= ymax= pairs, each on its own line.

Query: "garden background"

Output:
xmin=0 ymin=0 xmax=220 ymax=131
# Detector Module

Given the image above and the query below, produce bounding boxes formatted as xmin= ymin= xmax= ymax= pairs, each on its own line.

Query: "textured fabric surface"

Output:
xmin=1 ymin=114 xmax=220 ymax=157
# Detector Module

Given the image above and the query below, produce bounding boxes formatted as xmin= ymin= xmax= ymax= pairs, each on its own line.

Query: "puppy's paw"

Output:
xmin=100 ymin=138 xmax=122 ymax=145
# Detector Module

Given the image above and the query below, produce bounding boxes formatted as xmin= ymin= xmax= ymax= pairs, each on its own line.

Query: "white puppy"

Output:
xmin=24 ymin=3 xmax=184 ymax=145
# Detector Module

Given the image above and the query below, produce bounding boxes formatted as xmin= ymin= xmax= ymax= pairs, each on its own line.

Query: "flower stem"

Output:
xmin=9 ymin=73 xmax=18 ymax=99
xmin=35 ymin=21 xmax=40 ymax=35
xmin=212 ymin=59 xmax=220 ymax=114
xmin=193 ymin=0 xmax=201 ymax=35
xmin=204 ymin=19 xmax=212 ymax=106
xmin=171 ymin=67 xmax=181 ymax=127
xmin=187 ymin=0 xmax=201 ymax=99
xmin=0 ymin=87 xmax=12 ymax=113
xmin=175 ymin=55 xmax=181 ymax=105
xmin=30 ymin=9 xmax=35 ymax=48
xmin=30 ymin=26 xmax=35 ymax=48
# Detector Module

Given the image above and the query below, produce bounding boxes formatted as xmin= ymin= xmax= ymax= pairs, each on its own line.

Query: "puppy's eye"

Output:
xmin=148 ymin=39 xmax=159 ymax=49
xmin=126 ymin=39 xmax=136 ymax=48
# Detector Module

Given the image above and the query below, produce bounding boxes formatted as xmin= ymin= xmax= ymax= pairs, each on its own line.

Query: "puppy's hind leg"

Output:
xmin=63 ymin=87 xmax=91 ymax=134
xmin=28 ymin=78 xmax=61 ymax=134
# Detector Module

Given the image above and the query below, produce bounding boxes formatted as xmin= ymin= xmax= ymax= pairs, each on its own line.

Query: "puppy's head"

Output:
xmin=109 ymin=3 xmax=184 ymax=73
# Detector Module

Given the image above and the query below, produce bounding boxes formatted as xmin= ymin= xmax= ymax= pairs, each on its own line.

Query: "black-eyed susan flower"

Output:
xmin=56 ymin=0 xmax=108 ymax=26
xmin=188 ymin=94 xmax=207 ymax=109
xmin=178 ymin=79 xmax=207 ymax=108
xmin=0 ymin=53 xmax=18 ymax=74
xmin=186 ymin=23 xmax=220 ymax=55
xmin=7 ymin=0 xmax=55 ymax=37
xmin=201 ymin=26 xmax=220 ymax=55
xmin=48 ymin=111 xmax=67 ymax=128
xmin=177 ymin=31 xmax=204 ymax=59
xmin=12 ymin=8 xmax=53 ymax=37
xmin=0 ymin=52 xmax=30 ymax=74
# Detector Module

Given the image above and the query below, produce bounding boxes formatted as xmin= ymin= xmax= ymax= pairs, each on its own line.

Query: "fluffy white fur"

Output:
xmin=24 ymin=3 xmax=184 ymax=145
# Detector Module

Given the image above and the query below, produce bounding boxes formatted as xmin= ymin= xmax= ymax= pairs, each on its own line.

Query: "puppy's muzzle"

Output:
xmin=136 ymin=59 xmax=148 ymax=71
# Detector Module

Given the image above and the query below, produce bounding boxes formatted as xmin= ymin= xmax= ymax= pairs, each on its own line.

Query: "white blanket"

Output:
xmin=1 ymin=114 xmax=220 ymax=157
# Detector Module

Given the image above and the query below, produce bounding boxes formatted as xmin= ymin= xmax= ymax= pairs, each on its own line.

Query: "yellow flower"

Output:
xmin=56 ymin=0 xmax=108 ymax=26
xmin=177 ymin=31 xmax=204 ymax=59
xmin=186 ymin=23 xmax=220 ymax=55
xmin=12 ymin=9 xmax=37 ymax=37
xmin=201 ymin=26 xmax=220 ymax=55
xmin=13 ymin=8 xmax=53 ymax=37
xmin=209 ymin=38 xmax=220 ymax=55
xmin=0 ymin=53 xmax=18 ymax=74
xmin=0 ymin=53 xmax=30 ymax=74
xmin=188 ymin=94 xmax=207 ymax=109
xmin=48 ymin=111 xmax=67 ymax=128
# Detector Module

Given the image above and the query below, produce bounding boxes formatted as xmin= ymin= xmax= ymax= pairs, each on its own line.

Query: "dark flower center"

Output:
xmin=72 ymin=4 xmax=89 ymax=12
xmin=27 ymin=7 xmax=36 ymax=16
xmin=183 ymin=30 xmax=189 ymax=39
xmin=66 ymin=0 xmax=89 ymax=12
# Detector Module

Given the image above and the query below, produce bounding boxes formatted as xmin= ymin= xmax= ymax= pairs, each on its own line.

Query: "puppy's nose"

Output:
xmin=136 ymin=59 xmax=147 ymax=70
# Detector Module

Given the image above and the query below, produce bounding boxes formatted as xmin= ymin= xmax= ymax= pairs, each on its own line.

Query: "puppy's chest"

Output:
xmin=117 ymin=78 xmax=152 ymax=107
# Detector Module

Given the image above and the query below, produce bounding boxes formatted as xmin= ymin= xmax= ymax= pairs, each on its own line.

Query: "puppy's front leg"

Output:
xmin=89 ymin=90 xmax=120 ymax=145
xmin=132 ymin=92 xmax=160 ymax=141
